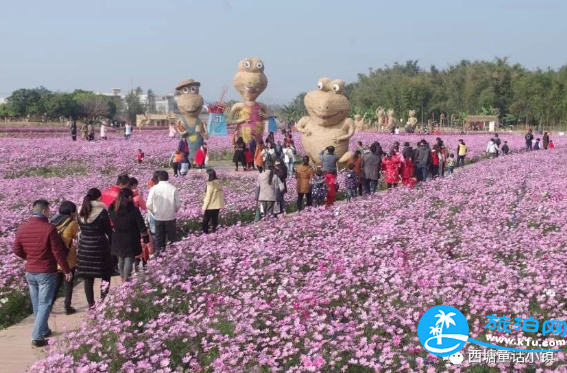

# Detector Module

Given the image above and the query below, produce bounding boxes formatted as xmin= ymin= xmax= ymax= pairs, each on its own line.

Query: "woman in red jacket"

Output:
xmin=430 ymin=146 xmax=440 ymax=179
xmin=401 ymin=158 xmax=415 ymax=187
xmin=194 ymin=143 xmax=208 ymax=171
xmin=324 ymin=171 xmax=337 ymax=208
xmin=382 ymin=151 xmax=401 ymax=188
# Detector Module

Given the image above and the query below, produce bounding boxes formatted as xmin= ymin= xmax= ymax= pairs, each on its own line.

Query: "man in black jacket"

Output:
xmin=414 ymin=141 xmax=432 ymax=182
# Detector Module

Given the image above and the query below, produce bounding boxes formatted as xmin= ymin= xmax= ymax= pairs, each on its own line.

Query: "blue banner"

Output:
xmin=268 ymin=116 xmax=278 ymax=134
xmin=207 ymin=113 xmax=227 ymax=136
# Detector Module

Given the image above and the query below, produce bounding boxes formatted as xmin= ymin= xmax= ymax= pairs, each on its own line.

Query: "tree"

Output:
xmin=125 ymin=91 xmax=145 ymax=124
xmin=147 ymin=89 xmax=157 ymax=114
xmin=434 ymin=310 xmax=456 ymax=345
xmin=40 ymin=93 xmax=78 ymax=119
xmin=6 ymin=87 xmax=50 ymax=118
xmin=76 ymin=93 xmax=110 ymax=119
xmin=0 ymin=103 xmax=14 ymax=118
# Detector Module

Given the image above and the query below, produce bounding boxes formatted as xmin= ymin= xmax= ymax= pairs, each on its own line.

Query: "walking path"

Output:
xmin=0 ymin=158 xmax=473 ymax=373
xmin=0 ymin=278 xmax=120 ymax=373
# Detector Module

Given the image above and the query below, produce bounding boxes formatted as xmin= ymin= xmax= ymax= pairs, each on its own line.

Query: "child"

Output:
xmin=401 ymin=158 xmax=414 ymax=186
xmin=129 ymin=177 xmax=147 ymax=211
xmin=549 ymin=140 xmax=555 ymax=149
xmin=344 ymin=163 xmax=359 ymax=202
xmin=244 ymin=146 xmax=254 ymax=171
xmin=310 ymin=168 xmax=327 ymax=207
xmin=324 ymin=171 xmax=338 ymax=208
xmin=170 ymin=148 xmax=183 ymax=177
xmin=136 ymin=149 xmax=145 ymax=164
xmin=446 ymin=154 xmax=456 ymax=174
xmin=194 ymin=143 xmax=208 ymax=171
xmin=501 ymin=141 xmax=510 ymax=155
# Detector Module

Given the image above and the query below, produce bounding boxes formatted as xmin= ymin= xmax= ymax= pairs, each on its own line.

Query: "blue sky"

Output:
xmin=0 ymin=0 xmax=566 ymax=103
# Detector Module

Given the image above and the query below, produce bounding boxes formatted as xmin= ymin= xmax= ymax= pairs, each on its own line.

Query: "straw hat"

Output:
xmin=175 ymin=79 xmax=201 ymax=91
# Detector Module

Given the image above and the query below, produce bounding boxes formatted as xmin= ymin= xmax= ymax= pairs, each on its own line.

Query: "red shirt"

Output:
xmin=101 ymin=185 xmax=121 ymax=207
xmin=136 ymin=152 xmax=144 ymax=161
xmin=13 ymin=216 xmax=71 ymax=273
xmin=325 ymin=173 xmax=337 ymax=198
xmin=431 ymin=151 xmax=440 ymax=166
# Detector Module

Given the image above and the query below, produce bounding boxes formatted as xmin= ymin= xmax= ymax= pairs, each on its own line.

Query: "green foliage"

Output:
xmin=0 ymin=289 xmax=32 ymax=330
xmin=277 ymin=92 xmax=307 ymax=123
xmin=146 ymin=89 xmax=156 ymax=114
xmin=3 ymin=87 xmax=116 ymax=121
xmin=281 ymin=58 xmax=567 ymax=129
xmin=125 ymin=91 xmax=145 ymax=124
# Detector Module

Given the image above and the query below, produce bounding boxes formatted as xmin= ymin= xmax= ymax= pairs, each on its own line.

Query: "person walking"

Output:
xmin=382 ymin=150 xmax=401 ymax=188
xmin=283 ymin=143 xmax=295 ymax=175
xmin=170 ymin=148 xmax=184 ymax=177
xmin=456 ymin=139 xmax=467 ymax=168
xmin=101 ymin=174 xmax=130 ymax=207
xmin=254 ymin=139 xmax=265 ymax=173
xmin=525 ymin=129 xmax=534 ymax=151
xmin=248 ymin=138 xmax=257 ymax=169
xmin=194 ymin=143 xmax=208 ymax=171
xmin=201 ymin=169 xmax=225 ymax=234
xmin=49 ymin=201 xmax=79 ymax=315
xmin=347 ymin=150 xmax=364 ymax=196
xmin=310 ymin=168 xmax=327 ymax=207
xmin=100 ymin=123 xmax=107 ymax=140
xmin=486 ymin=138 xmax=498 ymax=158
xmin=493 ymin=133 xmax=501 ymax=156
xmin=76 ymin=189 xmax=113 ymax=309
xmin=262 ymin=142 xmax=276 ymax=165
xmin=361 ymin=142 xmax=383 ymax=194
xmin=320 ymin=146 xmax=338 ymax=174
xmin=169 ymin=123 xmax=177 ymax=139
xmin=233 ymin=137 xmax=247 ymax=171
xmin=324 ymin=171 xmax=337 ymax=207
xmin=124 ymin=122 xmax=132 ymax=140
xmin=80 ymin=123 xmax=88 ymax=140
xmin=295 ymin=156 xmax=314 ymax=211
xmin=344 ymin=163 xmax=359 ymax=201
xmin=415 ymin=141 xmax=432 ymax=182
xmin=109 ymin=188 xmax=149 ymax=282
xmin=13 ymin=199 xmax=72 ymax=347
xmin=274 ymin=159 xmax=288 ymax=216
xmin=70 ymin=120 xmax=77 ymax=141
xmin=543 ymin=132 xmax=550 ymax=149
xmin=87 ymin=123 xmax=95 ymax=141
xmin=146 ymin=171 xmax=181 ymax=256
xmin=178 ymin=135 xmax=190 ymax=160
xmin=255 ymin=162 xmax=284 ymax=218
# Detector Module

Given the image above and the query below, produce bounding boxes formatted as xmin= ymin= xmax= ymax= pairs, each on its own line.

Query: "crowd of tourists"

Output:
xmin=68 ymin=119 xmax=133 ymax=141
xmin=13 ymin=127 xmax=556 ymax=347
xmin=12 ymin=165 xmax=227 ymax=347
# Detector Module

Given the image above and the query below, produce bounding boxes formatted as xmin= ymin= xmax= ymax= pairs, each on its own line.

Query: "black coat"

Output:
xmin=77 ymin=209 xmax=113 ymax=278
xmin=108 ymin=203 xmax=147 ymax=258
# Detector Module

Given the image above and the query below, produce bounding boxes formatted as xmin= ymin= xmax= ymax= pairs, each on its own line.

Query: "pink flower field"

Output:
xmin=0 ymin=129 xmax=565 ymax=372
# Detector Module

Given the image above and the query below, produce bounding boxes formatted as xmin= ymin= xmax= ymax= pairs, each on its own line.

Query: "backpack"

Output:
xmin=52 ymin=218 xmax=73 ymax=251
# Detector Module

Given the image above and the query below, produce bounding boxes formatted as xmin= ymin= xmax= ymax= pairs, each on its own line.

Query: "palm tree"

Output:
xmin=434 ymin=310 xmax=456 ymax=345
xmin=429 ymin=325 xmax=442 ymax=341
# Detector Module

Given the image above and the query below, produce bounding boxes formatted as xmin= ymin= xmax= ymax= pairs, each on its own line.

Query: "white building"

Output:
xmin=0 ymin=98 xmax=6 ymax=105
xmin=138 ymin=94 xmax=177 ymax=114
